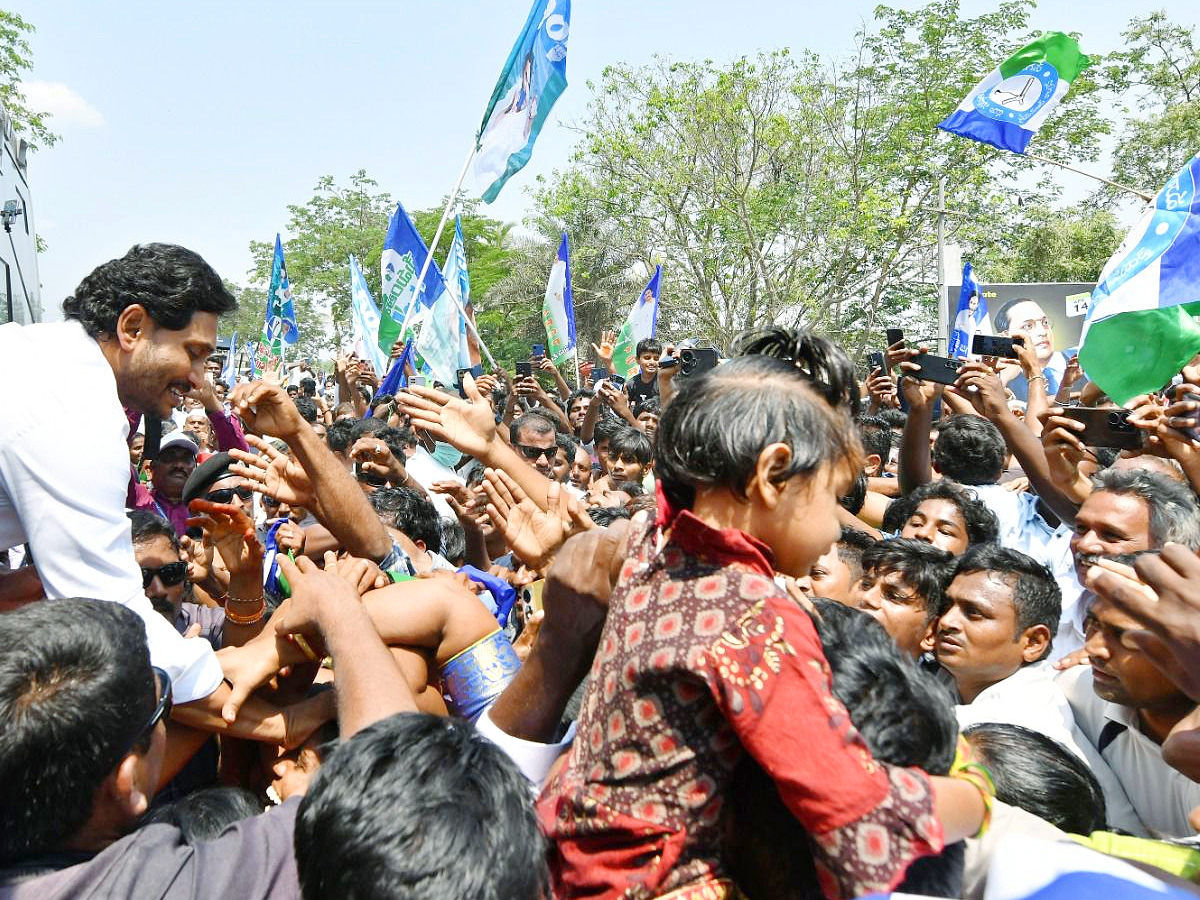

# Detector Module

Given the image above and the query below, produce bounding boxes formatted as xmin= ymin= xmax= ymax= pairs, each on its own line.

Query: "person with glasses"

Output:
xmin=509 ymin=411 xmax=559 ymax=480
xmin=994 ymin=297 xmax=1070 ymax=403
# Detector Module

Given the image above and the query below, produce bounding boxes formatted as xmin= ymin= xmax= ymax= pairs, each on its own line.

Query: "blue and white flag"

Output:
xmin=442 ymin=217 xmax=477 ymax=368
xmin=1079 ymin=151 xmax=1200 ymax=404
xmin=948 ymin=262 xmax=991 ymax=359
xmin=349 ymin=254 xmax=390 ymax=378
xmin=261 ymin=235 xmax=299 ymax=361
xmin=378 ymin=202 xmax=446 ymax=358
xmin=373 ymin=341 xmax=413 ymax=416
xmin=938 ymin=32 xmax=1090 ymax=155
xmin=612 ymin=265 xmax=661 ymax=379
xmin=542 ymin=232 xmax=576 ymax=366
xmin=415 ymin=273 xmax=466 ymax=387
xmin=222 ymin=331 xmax=239 ymax=389
xmin=473 ymin=0 xmax=570 ymax=203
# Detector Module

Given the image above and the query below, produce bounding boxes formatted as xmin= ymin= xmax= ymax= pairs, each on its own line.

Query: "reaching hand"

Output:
xmin=179 ymin=531 xmax=215 ymax=585
xmin=321 ymin=551 xmax=390 ymax=595
xmin=591 ymin=329 xmax=617 ymax=364
xmin=865 ymin=369 xmax=899 ymax=409
xmin=350 ymin=437 xmax=406 ymax=485
xmin=482 ymin=468 xmax=594 ymax=571
xmin=397 ymin=374 xmax=498 ymax=460
xmin=272 ymin=553 xmax=364 ymax=638
xmin=230 ymin=434 xmax=315 ymax=508
xmin=259 ymin=356 xmax=285 ymax=387
xmin=948 ymin=362 xmax=1009 ymax=420
xmin=1038 ymin=407 xmax=1092 ymax=489
xmin=896 ymin=350 xmax=942 ymax=410
xmin=1085 ymin=548 xmax=1200 ymax=702
xmin=229 ymin=381 xmax=307 ymax=441
xmin=187 ymin=379 xmax=223 ymax=413
xmin=186 ymin=499 xmax=263 ymax=578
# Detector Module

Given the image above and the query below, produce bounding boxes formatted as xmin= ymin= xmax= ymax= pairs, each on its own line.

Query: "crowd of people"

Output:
xmin=3 ymin=242 xmax=1200 ymax=899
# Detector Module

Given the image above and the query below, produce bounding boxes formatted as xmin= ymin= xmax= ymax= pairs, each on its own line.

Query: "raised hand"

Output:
xmin=229 ymin=381 xmax=306 ymax=441
xmin=272 ymin=553 xmax=364 ymax=639
xmin=350 ymin=436 xmax=406 ymax=485
xmin=397 ymin=374 xmax=497 ymax=460
xmin=591 ymin=329 xmax=617 ymax=364
xmin=186 ymin=499 xmax=263 ymax=578
xmin=230 ymin=434 xmax=315 ymax=508
xmin=948 ymin=362 xmax=1009 ymax=420
xmin=482 ymin=468 xmax=593 ymax=571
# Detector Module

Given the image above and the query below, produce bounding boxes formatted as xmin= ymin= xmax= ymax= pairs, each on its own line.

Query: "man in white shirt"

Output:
xmin=936 ymin=545 xmax=1142 ymax=832
xmin=1059 ymin=467 xmax=1200 ymax=656
xmin=0 ymin=244 xmax=236 ymax=706
xmin=1059 ymin=588 xmax=1200 ymax=838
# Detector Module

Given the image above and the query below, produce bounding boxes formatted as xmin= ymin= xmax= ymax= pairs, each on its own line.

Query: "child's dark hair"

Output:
xmin=635 ymin=338 xmax=663 ymax=357
xmin=655 ymin=351 xmax=862 ymax=513
xmin=608 ymin=427 xmax=653 ymax=465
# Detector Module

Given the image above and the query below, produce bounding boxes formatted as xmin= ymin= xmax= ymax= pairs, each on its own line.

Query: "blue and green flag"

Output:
xmin=260 ymin=235 xmax=298 ymax=363
xmin=939 ymin=32 xmax=1090 ymax=155
xmin=473 ymin=0 xmax=570 ymax=203
xmin=1078 ymin=152 xmax=1200 ymax=405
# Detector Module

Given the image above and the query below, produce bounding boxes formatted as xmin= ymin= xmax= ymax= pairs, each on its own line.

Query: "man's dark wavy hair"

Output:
xmin=63 ymin=243 xmax=236 ymax=338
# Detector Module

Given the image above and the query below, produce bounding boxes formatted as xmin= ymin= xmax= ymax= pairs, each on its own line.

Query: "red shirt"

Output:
xmin=538 ymin=512 xmax=942 ymax=899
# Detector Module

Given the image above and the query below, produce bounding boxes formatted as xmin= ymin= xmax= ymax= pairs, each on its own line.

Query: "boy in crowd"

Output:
xmin=849 ymin=538 xmax=954 ymax=658
xmin=625 ymin=337 xmax=662 ymax=407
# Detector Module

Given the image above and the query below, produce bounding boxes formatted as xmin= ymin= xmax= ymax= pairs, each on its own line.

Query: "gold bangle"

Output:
xmin=223 ymin=598 xmax=265 ymax=625
xmin=1027 ymin=374 xmax=1048 ymax=385
xmin=288 ymin=632 xmax=320 ymax=662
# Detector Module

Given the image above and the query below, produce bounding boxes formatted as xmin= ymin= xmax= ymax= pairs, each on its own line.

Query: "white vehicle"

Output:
xmin=0 ymin=102 xmax=40 ymax=324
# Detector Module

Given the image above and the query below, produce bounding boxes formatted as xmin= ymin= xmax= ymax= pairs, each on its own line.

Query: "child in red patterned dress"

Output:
xmin=538 ymin=330 xmax=992 ymax=900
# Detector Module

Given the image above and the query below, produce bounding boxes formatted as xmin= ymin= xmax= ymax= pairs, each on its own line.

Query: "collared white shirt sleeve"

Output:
xmin=0 ymin=321 xmax=223 ymax=703
xmin=475 ymin=706 xmax=575 ymax=789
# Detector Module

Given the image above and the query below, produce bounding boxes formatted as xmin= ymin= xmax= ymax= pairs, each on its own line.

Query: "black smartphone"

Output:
xmin=972 ymin=334 xmax=1018 ymax=359
xmin=1060 ymin=408 xmax=1145 ymax=450
xmin=868 ymin=351 xmax=886 ymax=373
xmin=514 ymin=361 xmax=533 ymax=378
xmin=679 ymin=347 xmax=720 ymax=378
xmin=605 ymin=373 xmax=626 ymax=387
xmin=886 ymin=328 xmax=905 ymax=348
xmin=910 ymin=353 xmax=963 ymax=386
xmin=532 ymin=343 xmax=545 ymax=359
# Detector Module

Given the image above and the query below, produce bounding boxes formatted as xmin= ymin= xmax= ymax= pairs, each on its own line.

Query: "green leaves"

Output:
xmin=1 ymin=11 xmax=58 ymax=150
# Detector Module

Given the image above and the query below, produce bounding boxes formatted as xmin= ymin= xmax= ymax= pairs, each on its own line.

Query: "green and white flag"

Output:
xmin=611 ymin=266 xmax=661 ymax=379
xmin=938 ymin=32 xmax=1090 ymax=155
xmin=1078 ymin=151 xmax=1200 ymax=404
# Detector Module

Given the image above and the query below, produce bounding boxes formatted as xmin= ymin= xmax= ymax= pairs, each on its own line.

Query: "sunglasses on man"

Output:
xmin=125 ymin=667 xmax=173 ymax=755
xmin=516 ymin=444 xmax=555 ymax=462
xmin=140 ymin=561 xmax=188 ymax=590
xmin=204 ymin=486 xmax=254 ymax=504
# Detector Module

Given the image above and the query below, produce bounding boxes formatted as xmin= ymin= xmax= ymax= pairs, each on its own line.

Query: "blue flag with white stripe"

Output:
xmin=378 ymin=202 xmax=446 ymax=359
xmin=948 ymin=262 xmax=991 ymax=359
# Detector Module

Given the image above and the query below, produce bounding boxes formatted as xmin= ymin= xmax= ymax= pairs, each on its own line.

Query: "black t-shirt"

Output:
xmin=625 ymin=375 xmax=658 ymax=408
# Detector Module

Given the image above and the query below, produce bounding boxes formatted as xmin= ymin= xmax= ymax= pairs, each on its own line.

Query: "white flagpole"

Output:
xmin=395 ymin=142 xmax=499 ymax=371
xmin=573 ymin=345 xmax=580 ymax=387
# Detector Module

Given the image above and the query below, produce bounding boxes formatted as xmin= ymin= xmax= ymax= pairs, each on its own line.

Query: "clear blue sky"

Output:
xmin=12 ymin=0 xmax=1198 ymax=322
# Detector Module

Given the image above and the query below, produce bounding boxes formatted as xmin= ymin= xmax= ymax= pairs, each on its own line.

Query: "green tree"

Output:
xmin=975 ymin=206 xmax=1124 ymax=283
xmin=1101 ymin=11 xmax=1200 ymax=199
xmin=509 ymin=1 xmax=1108 ymax=360
xmin=1 ymin=11 xmax=58 ymax=150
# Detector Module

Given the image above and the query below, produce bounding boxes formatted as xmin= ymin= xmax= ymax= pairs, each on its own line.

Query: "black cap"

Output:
xmin=181 ymin=452 xmax=236 ymax=504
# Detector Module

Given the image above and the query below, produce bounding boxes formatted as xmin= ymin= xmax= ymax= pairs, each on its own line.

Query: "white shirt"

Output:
xmin=1059 ymin=665 xmax=1200 ymax=838
xmin=953 ymin=661 xmax=1142 ymax=835
xmin=475 ymin=706 xmax=575 ymax=789
xmin=965 ymin=483 xmax=1057 ymax=568
xmin=0 ymin=321 xmax=223 ymax=703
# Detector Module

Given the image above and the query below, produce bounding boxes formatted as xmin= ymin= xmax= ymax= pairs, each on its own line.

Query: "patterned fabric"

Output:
xmin=537 ymin=512 xmax=942 ymax=900
xmin=439 ymin=627 xmax=521 ymax=723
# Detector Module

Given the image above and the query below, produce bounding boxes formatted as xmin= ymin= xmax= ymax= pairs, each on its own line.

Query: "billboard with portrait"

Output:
xmin=946 ymin=282 xmax=1095 ymax=401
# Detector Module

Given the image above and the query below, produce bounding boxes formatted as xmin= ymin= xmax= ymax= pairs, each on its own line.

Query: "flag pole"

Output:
xmin=1023 ymin=152 xmax=1154 ymax=202
xmin=396 ymin=142 xmax=500 ymax=371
